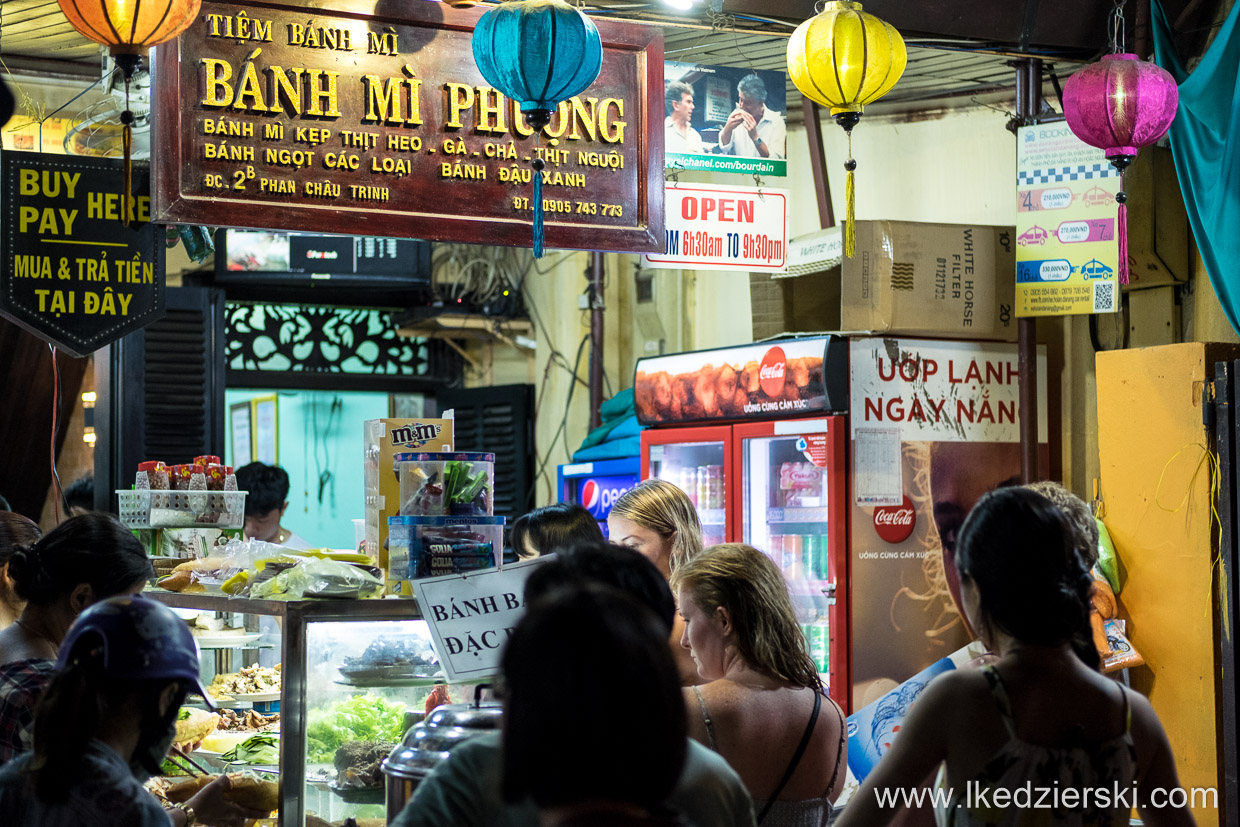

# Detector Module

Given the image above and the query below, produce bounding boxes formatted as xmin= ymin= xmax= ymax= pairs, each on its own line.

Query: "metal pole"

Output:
xmin=589 ymin=251 xmax=604 ymax=430
xmin=800 ymin=96 xmax=836 ymax=228
xmin=1014 ymin=58 xmax=1042 ymax=483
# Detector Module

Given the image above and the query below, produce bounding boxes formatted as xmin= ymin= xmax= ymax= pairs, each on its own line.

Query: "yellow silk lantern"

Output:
xmin=788 ymin=0 xmax=906 ymax=256
xmin=57 ymin=0 xmax=201 ymax=222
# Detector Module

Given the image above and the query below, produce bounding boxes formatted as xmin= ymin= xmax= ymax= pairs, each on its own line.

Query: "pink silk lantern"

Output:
xmin=1064 ymin=53 xmax=1178 ymax=284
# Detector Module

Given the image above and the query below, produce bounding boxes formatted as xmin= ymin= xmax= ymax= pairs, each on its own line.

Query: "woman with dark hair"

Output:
xmin=0 ymin=596 xmax=269 ymax=826
xmin=0 ymin=513 xmax=154 ymax=763
xmin=672 ymin=544 xmax=846 ymax=826
xmin=0 ymin=513 xmax=41 ymax=629
xmin=838 ymin=488 xmax=1191 ymax=827
xmin=501 ymin=585 xmax=689 ymax=826
xmin=509 ymin=503 xmax=604 ymax=560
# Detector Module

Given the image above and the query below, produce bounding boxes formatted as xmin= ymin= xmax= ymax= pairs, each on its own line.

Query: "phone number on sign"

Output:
xmin=511 ymin=197 xmax=623 ymax=217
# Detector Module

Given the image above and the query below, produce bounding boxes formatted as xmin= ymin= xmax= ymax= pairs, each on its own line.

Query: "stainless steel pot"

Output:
xmin=382 ymin=685 xmax=503 ymax=824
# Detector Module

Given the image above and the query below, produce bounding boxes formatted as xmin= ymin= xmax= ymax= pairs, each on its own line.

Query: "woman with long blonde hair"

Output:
xmin=610 ymin=479 xmax=706 ymax=684
xmin=673 ymin=544 xmax=846 ymax=826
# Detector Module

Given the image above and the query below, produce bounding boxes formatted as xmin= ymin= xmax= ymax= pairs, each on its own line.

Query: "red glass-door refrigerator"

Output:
xmin=636 ymin=336 xmax=851 ymax=707
xmin=733 ymin=417 xmax=849 ymax=706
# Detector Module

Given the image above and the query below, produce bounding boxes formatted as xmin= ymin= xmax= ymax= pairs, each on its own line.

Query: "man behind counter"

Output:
xmin=234 ymin=462 xmax=312 ymax=550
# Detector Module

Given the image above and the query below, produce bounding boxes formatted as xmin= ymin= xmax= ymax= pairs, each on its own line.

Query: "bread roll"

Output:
xmin=225 ymin=773 xmax=279 ymax=812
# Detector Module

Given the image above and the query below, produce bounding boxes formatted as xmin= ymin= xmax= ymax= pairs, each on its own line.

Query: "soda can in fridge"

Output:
xmin=807 ymin=623 xmax=828 ymax=673
xmin=810 ymin=534 xmax=831 ymax=580
xmin=697 ymin=467 xmax=711 ymax=513
xmin=785 ymin=534 xmax=804 ymax=577
xmin=679 ymin=468 xmax=698 ymax=508
xmin=801 ymin=535 xmax=818 ymax=583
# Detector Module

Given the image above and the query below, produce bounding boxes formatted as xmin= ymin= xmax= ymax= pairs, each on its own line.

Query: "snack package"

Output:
xmin=1101 ymin=618 xmax=1144 ymax=673
xmin=249 ymin=557 xmax=384 ymax=600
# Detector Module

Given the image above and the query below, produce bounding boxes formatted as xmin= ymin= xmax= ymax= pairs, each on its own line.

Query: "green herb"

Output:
xmin=305 ymin=694 xmax=407 ymax=763
xmin=177 ymin=708 xmax=192 ymax=721
xmin=221 ymin=733 xmax=280 ymax=765
xmin=160 ymin=757 xmax=190 ymax=777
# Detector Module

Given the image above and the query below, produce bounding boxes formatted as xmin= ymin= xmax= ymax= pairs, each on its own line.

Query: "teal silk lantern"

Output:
xmin=473 ymin=0 xmax=603 ymax=257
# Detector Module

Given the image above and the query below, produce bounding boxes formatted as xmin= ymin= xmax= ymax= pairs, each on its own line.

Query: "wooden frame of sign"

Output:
xmin=151 ymin=0 xmax=665 ymax=254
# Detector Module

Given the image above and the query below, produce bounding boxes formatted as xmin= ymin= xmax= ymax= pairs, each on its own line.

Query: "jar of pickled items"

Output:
xmin=136 ymin=461 xmax=170 ymax=491
xmin=171 ymin=464 xmax=195 ymax=491
xmin=203 ymin=464 xmax=227 ymax=491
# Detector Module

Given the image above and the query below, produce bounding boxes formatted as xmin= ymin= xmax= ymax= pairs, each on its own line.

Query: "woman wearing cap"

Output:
xmin=0 ymin=513 xmax=153 ymax=763
xmin=609 ymin=480 xmax=706 ymax=685
xmin=0 ymin=595 xmax=271 ymax=827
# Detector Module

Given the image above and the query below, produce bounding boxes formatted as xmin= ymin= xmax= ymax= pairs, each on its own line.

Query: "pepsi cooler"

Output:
xmin=557 ymin=457 xmax=641 ymax=538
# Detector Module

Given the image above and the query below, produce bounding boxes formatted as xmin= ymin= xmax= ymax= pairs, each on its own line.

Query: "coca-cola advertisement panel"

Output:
xmin=847 ymin=337 xmax=1049 ymax=704
xmin=634 ymin=335 xmax=848 ymax=426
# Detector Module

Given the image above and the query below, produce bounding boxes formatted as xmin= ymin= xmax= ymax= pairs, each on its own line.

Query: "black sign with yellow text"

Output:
xmin=0 ymin=153 xmax=164 ymax=357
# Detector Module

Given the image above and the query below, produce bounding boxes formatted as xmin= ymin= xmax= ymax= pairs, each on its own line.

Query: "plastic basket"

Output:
xmin=116 ymin=489 xmax=247 ymax=529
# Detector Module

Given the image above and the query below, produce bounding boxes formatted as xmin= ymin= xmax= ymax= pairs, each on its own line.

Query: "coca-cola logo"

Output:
xmin=873 ymin=496 xmax=915 ymax=543
xmin=759 ymin=346 xmax=787 ymax=398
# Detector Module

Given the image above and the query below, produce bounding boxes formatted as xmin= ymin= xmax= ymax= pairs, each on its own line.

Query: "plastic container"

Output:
xmin=397 ymin=452 xmax=495 ymax=518
xmin=117 ymin=489 xmax=248 ymax=529
xmin=387 ymin=516 xmax=505 ymax=587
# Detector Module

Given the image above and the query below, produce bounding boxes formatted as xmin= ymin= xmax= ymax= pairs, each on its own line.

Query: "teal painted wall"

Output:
xmin=223 ymin=389 xmax=390 ymax=550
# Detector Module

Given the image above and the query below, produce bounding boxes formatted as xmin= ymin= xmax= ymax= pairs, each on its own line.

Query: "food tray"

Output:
xmin=117 ymin=489 xmax=247 ymax=529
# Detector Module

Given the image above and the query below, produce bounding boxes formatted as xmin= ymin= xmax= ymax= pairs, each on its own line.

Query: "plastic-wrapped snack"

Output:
xmin=1101 ymin=618 xmax=1144 ymax=674
xmin=417 ymin=531 xmax=496 ymax=579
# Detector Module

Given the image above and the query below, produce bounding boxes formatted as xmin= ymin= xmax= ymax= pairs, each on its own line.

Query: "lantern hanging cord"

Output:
xmin=1109 ymin=0 xmax=1128 ymax=54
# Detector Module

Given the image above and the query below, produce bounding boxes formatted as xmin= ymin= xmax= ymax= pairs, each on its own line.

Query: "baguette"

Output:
xmin=225 ymin=772 xmax=279 ymax=812
xmin=173 ymin=708 xmax=220 ymax=747
xmin=172 ymin=557 xmax=227 ymax=574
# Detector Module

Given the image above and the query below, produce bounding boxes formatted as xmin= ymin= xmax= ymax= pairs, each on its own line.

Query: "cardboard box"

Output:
xmin=842 ymin=221 xmax=1016 ymax=341
xmin=1123 ymin=146 xmax=1189 ymax=291
xmin=363 ymin=418 xmax=454 ymax=594
xmin=750 ymin=270 xmax=841 ymax=340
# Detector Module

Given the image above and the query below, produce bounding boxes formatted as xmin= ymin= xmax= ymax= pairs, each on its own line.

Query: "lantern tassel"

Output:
xmin=1116 ymin=173 xmax=1128 ymax=286
xmin=122 ymin=120 xmax=133 ymax=228
xmin=844 ymin=130 xmax=857 ymax=258
xmin=532 ymin=156 xmax=545 ymax=259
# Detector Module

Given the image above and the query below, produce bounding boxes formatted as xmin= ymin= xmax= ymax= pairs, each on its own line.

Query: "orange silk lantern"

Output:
xmin=57 ymin=0 xmax=201 ymax=222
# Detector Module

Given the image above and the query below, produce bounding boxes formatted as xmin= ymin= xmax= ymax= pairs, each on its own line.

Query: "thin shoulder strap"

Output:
xmin=756 ymin=690 xmax=821 ymax=825
xmin=1118 ymin=682 xmax=1132 ymax=737
xmin=822 ymin=691 xmax=846 ymax=797
xmin=691 ymin=685 xmax=719 ymax=752
xmin=981 ymin=665 xmax=1018 ymax=739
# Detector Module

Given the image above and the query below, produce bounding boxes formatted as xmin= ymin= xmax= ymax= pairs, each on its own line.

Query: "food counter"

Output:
xmin=147 ymin=591 xmax=458 ymax=827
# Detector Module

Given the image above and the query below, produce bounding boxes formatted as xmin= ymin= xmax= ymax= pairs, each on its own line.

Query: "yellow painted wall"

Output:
xmin=1096 ymin=343 xmax=1238 ymax=825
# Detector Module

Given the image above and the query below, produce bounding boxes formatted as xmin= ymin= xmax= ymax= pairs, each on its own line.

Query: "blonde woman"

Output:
xmin=672 ymin=544 xmax=846 ymax=826
xmin=610 ymin=479 xmax=705 ymax=684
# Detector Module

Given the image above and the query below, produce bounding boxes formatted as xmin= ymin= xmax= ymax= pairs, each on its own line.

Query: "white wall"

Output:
xmin=786 ymin=107 xmax=1018 ymax=234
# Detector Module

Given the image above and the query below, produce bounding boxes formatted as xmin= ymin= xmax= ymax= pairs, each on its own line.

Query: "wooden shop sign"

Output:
xmin=0 ymin=153 xmax=164 ymax=357
xmin=151 ymin=0 xmax=665 ymax=253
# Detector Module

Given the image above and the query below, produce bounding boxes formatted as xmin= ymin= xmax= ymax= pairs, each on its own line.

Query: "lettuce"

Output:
xmin=305 ymin=694 xmax=407 ymax=763
xmin=221 ymin=733 xmax=280 ymax=765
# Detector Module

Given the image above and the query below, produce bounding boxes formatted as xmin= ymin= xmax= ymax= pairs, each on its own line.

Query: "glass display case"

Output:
xmin=147 ymin=592 xmax=471 ymax=827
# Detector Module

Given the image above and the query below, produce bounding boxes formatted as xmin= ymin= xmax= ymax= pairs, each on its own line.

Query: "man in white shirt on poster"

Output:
xmin=719 ymin=73 xmax=786 ymax=160
xmin=664 ymin=80 xmax=706 ymax=155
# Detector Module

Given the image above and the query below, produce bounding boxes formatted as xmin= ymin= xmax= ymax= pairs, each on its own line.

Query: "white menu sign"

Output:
xmin=411 ymin=556 xmax=548 ymax=682
xmin=644 ymin=183 xmax=789 ymax=272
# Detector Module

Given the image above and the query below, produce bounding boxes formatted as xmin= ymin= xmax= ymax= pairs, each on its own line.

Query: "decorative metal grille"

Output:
xmin=226 ymin=303 xmax=428 ymax=376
